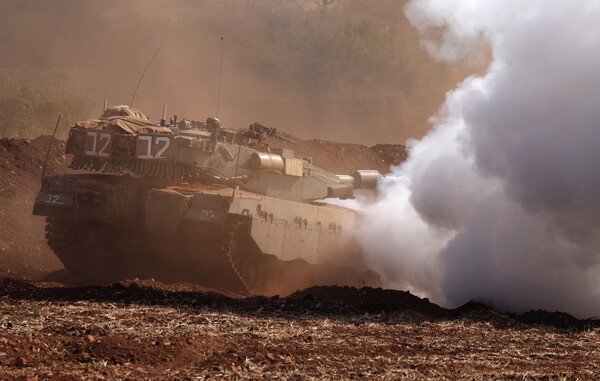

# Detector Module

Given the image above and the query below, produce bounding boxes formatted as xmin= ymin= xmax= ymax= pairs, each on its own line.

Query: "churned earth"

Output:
xmin=1 ymin=135 xmax=600 ymax=380
xmin=1 ymin=280 xmax=600 ymax=380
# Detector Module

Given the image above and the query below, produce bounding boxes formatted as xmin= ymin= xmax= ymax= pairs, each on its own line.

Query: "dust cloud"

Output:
xmin=0 ymin=0 xmax=482 ymax=144
xmin=354 ymin=0 xmax=600 ymax=317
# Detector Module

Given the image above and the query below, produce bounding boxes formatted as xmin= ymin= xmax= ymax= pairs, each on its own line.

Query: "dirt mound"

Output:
xmin=285 ymin=286 xmax=444 ymax=316
xmin=371 ymin=143 xmax=409 ymax=167
xmin=0 ymin=278 xmax=246 ymax=307
xmin=515 ymin=309 xmax=591 ymax=330
xmin=0 ymin=136 xmax=69 ymax=279
xmin=0 ymin=136 xmax=68 ymax=179
xmin=1 ymin=278 xmax=596 ymax=331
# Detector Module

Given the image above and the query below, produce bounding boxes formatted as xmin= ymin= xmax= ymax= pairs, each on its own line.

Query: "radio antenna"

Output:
xmin=231 ymin=143 xmax=242 ymax=200
xmin=41 ymin=114 xmax=62 ymax=178
xmin=216 ymin=36 xmax=224 ymax=117
xmin=130 ymin=32 xmax=170 ymax=107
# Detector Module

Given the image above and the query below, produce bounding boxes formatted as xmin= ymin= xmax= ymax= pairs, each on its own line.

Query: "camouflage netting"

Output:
xmin=73 ymin=116 xmax=171 ymax=135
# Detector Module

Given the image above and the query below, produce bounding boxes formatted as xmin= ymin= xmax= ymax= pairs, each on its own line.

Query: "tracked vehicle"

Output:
xmin=33 ymin=106 xmax=384 ymax=295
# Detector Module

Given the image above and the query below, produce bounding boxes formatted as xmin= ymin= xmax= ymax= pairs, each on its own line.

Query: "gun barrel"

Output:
xmin=380 ymin=175 xmax=409 ymax=184
xmin=351 ymin=170 xmax=381 ymax=189
xmin=340 ymin=170 xmax=408 ymax=190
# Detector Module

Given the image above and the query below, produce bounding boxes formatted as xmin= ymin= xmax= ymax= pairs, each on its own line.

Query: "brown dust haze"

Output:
xmin=0 ymin=0 xmax=483 ymax=144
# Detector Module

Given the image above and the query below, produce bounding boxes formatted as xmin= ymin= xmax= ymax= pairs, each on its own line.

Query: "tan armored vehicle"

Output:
xmin=33 ymin=106 xmax=384 ymax=295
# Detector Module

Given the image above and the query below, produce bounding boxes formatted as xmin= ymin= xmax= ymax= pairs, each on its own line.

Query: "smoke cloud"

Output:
xmin=357 ymin=0 xmax=600 ymax=317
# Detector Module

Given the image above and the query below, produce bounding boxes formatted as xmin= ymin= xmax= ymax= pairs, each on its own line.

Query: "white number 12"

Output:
xmin=85 ymin=131 xmax=111 ymax=158
xmin=137 ymin=136 xmax=171 ymax=159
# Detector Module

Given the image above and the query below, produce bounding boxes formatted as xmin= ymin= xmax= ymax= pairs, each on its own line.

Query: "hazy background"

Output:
xmin=0 ymin=0 xmax=484 ymax=143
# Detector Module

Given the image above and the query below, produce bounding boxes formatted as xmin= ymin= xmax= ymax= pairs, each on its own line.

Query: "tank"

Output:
xmin=32 ymin=105 xmax=385 ymax=295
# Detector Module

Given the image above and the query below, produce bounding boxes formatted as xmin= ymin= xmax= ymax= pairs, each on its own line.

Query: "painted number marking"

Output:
xmin=45 ymin=194 xmax=64 ymax=205
xmin=198 ymin=209 xmax=216 ymax=220
xmin=85 ymin=131 xmax=111 ymax=158
xmin=137 ymin=135 xmax=171 ymax=159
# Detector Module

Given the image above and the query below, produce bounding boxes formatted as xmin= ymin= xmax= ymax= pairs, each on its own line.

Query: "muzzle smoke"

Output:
xmin=356 ymin=0 xmax=600 ymax=317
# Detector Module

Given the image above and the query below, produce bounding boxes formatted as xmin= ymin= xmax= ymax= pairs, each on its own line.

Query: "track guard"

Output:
xmin=145 ymin=189 xmax=230 ymax=235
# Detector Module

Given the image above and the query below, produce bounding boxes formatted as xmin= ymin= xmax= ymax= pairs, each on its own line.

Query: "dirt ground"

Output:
xmin=2 ymin=136 xmax=600 ymax=380
xmin=1 ymin=280 xmax=600 ymax=380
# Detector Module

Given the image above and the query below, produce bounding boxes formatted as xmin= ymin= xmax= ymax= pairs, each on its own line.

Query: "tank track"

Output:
xmin=174 ymin=216 xmax=251 ymax=295
xmin=220 ymin=218 xmax=251 ymax=294
xmin=45 ymin=217 xmax=136 ymax=284
xmin=45 ymin=217 xmax=84 ymax=276
xmin=45 ymin=216 xmax=251 ymax=294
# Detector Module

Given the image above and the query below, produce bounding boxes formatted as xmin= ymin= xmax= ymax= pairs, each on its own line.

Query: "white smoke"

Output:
xmin=356 ymin=0 xmax=600 ymax=317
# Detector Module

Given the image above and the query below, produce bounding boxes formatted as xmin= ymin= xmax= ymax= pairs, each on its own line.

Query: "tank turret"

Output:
xmin=64 ymin=113 xmax=383 ymax=202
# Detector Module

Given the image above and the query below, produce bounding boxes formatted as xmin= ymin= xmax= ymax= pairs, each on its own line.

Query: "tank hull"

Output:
xmin=34 ymin=174 xmax=380 ymax=294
